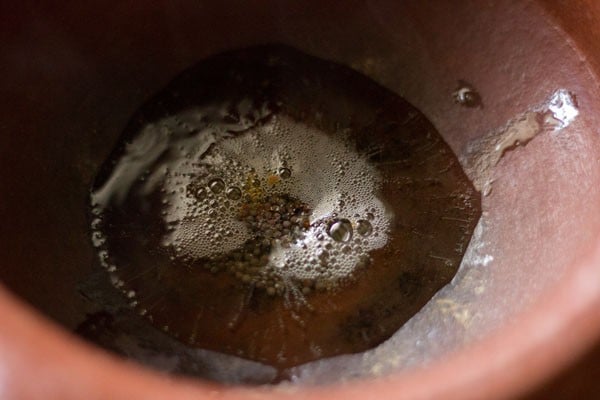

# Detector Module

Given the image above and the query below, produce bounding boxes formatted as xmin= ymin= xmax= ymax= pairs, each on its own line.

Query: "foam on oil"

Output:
xmin=86 ymin=45 xmax=481 ymax=374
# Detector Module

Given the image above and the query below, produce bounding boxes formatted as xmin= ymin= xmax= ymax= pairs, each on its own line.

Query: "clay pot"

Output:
xmin=1 ymin=0 xmax=600 ymax=399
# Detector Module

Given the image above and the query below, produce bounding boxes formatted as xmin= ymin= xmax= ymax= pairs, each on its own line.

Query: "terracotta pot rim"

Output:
xmin=2 ymin=231 xmax=600 ymax=399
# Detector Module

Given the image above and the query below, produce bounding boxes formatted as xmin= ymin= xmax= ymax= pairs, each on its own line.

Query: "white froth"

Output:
xmin=91 ymin=105 xmax=392 ymax=284
xmin=160 ymin=114 xmax=390 ymax=281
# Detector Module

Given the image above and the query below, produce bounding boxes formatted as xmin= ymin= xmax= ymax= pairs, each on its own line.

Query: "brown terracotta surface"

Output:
xmin=1 ymin=0 xmax=600 ymax=399
xmin=521 ymin=337 xmax=600 ymax=399
xmin=1 ymin=240 xmax=600 ymax=400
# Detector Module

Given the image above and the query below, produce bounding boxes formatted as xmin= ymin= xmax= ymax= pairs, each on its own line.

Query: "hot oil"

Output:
xmin=86 ymin=45 xmax=481 ymax=377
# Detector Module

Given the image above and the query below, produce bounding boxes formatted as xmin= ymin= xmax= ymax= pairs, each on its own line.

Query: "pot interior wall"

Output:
xmin=1 ymin=0 xmax=600 ymax=384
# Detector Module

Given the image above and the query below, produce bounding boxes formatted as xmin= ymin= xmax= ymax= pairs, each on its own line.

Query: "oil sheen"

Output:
xmin=88 ymin=45 xmax=481 ymax=371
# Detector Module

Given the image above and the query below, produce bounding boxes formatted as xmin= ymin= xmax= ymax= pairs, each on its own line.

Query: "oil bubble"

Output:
xmin=278 ymin=167 xmax=292 ymax=179
xmin=225 ymin=186 xmax=242 ymax=200
xmin=356 ymin=220 xmax=373 ymax=236
xmin=327 ymin=219 xmax=353 ymax=242
xmin=208 ymin=178 xmax=225 ymax=193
